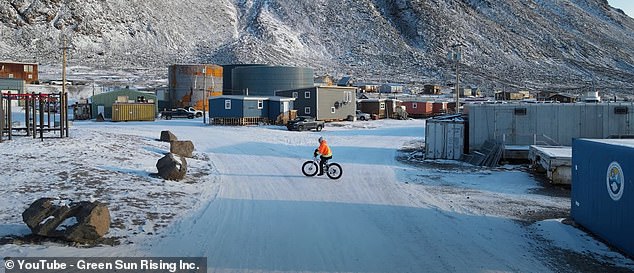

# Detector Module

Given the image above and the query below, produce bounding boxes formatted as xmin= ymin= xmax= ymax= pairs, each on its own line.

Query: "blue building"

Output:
xmin=209 ymin=96 xmax=295 ymax=125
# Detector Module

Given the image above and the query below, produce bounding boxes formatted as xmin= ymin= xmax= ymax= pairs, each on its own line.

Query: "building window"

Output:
xmin=305 ymin=92 xmax=311 ymax=99
xmin=331 ymin=107 xmax=336 ymax=113
xmin=292 ymin=92 xmax=298 ymax=98
xmin=305 ymin=107 xmax=311 ymax=114
xmin=28 ymin=74 xmax=33 ymax=79
xmin=380 ymin=102 xmax=385 ymax=110
xmin=225 ymin=100 xmax=231 ymax=110
xmin=344 ymin=91 xmax=351 ymax=102
xmin=412 ymin=103 xmax=418 ymax=109
xmin=615 ymin=106 xmax=629 ymax=115
xmin=514 ymin=108 xmax=527 ymax=115
xmin=8 ymin=74 xmax=13 ymax=78
xmin=257 ymin=100 xmax=263 ymax=109
xmin=23 ymin=65 xmax=33 ymax=73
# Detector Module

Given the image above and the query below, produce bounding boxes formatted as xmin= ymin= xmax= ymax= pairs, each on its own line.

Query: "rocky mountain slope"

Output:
xmin=1 ymin=0 xmax=633 ymax=94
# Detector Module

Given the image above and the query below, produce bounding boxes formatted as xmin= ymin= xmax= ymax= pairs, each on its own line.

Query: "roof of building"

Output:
xmin=0 ymin=61 xmax=38 ymax=65
xmin=337 ymin=76 xmax=353 ymax=86
xmin=212 ymin=95 xmax=296 ymax=101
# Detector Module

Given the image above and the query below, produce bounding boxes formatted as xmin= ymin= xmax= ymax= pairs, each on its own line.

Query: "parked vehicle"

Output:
xmin=356 ymin=110 xmax=371 ymax=121
xmin=186 ymin=107 xmax=203 ymax=118
xmin=160 ymin=108 xmax=195 ymax=120
xmin=287 ymin=116 xmax=324 ymax=131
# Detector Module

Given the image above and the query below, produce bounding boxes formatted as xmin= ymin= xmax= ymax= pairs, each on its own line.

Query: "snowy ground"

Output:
xmin=0 ymin=118 xmax=633 ymax=273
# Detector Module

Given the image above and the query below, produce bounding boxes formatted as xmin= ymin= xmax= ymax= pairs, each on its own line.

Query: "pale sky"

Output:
xmin=608 ymin=0 xmax=634 ymax=18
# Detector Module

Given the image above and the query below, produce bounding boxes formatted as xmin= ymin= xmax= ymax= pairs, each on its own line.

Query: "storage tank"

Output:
xmin=168 ymin=64 xmax=223 ymax=110
xmin=231 ymin=66 xmax=314 ymax=97
xmin=222 ymin=64 xmax=269 ymax=95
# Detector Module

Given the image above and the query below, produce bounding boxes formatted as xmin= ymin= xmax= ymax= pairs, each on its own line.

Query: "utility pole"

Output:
xmin=202 ymin=66 xmax=207 ymax=124
xmin=61 ymin=37 xmax=70 ymax=137
xmin=449 ymin=43 xmax=465 ymax=114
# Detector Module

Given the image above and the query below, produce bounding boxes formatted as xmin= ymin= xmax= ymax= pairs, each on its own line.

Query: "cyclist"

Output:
xmin=314 ymin=136 xmax=333 ymax=176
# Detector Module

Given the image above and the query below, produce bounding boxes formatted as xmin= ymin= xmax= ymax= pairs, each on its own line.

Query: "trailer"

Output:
xmin=528 ymin=145 xmax=572 ymax=185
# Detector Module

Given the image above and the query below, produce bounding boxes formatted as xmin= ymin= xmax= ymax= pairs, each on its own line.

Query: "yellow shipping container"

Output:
xmin=112 ymin=103 xmax=156 ymax=122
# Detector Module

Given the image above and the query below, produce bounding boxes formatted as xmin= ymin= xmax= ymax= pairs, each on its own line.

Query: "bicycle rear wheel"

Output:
xmin=302 ymin=161 xmax=319 ymax=177
xmin=326 ymin=163 xmax=342 ymax=180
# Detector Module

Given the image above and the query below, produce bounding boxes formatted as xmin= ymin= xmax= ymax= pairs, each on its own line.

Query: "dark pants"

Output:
xmin=320 ymin=155 xmax=332 ymax=174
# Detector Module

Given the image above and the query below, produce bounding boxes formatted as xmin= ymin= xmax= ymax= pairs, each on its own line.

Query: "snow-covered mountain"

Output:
xmin=1 ymin=0 xmax=633 ymax=93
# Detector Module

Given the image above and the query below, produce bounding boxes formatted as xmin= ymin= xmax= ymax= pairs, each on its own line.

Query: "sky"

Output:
xmin=609 ymin=0 xmax=634 ymax=18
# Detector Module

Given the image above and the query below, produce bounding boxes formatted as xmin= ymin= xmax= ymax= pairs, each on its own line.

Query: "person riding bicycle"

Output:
xmin=314 ymin=136 xmax=332 ymax=176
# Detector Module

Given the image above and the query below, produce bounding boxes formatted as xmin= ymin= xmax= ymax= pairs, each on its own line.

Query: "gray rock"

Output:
xmin=22 ymin=198 xmax=111 ymax=243
xmin=156 ymin=153 xmax=187 ymax=181
xmin=160 ymin=130 xmax=177 ymax=142
xmin=170 ymin=140 xmax=194 ymax=158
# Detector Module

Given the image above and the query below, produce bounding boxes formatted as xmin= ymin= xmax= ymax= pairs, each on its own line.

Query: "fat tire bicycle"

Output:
xmin=302 ymin=157 xmax=343 ymax=180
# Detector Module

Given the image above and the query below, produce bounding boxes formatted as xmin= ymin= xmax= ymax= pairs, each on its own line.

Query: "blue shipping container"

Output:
xmin=572 ymin=139 xmax=634 ymax=256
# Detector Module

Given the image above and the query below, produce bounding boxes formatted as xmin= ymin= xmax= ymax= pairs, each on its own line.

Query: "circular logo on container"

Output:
xmin=606 ymin=162 xmax=624 ymax=201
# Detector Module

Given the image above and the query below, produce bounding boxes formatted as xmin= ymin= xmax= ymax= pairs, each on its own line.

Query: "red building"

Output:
xmin=0 ymin=61 xmax=38 ymax=84
xmin=402 ymin=101 xmax=433 ymax=118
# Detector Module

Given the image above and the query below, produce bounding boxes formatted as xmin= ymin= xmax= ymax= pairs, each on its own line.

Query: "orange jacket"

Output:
xmin=318 ymin=140 xmax=332 ymax=157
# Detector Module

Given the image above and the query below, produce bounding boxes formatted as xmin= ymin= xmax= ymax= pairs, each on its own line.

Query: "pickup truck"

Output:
xmin=185 ymin=107 xmax=204 ymax=118
xmin=160 ymin=108 xmax=195 ymax=120
xmin=287 ymin=116 xmax=324 ymax=131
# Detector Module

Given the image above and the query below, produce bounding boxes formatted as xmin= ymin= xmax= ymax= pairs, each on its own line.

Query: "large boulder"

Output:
xmin=156 ymin=153 xmax=187 ymax=181
xmin=170 ymin=140 xmax=195 ymax=158
xmin=22 ymin=198 xmax=110 ymax=243
xmin=160 ymin=130 xmax=177 ymax=142
xmin=63 ymin=201 xmax=111 ymax=243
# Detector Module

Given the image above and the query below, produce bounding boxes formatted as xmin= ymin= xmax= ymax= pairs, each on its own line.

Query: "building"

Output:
xmin=337 ymin=76 xmax=354 ymax=87
xmin=314 ymin=75 xmax=334 ymax=86
xmin=466 ymin=103 xmax=634 ymax=152
xmin=168 ymin=64 xmax=223 ymax=109
xmin=91 ymin=89 xmax=157 ymax=119
xmin=423 ymin=85 xmax=442 ymax=95
xmin=276 ymin=86 xmax=356 ymax=121
xmin=401 ymin=101 xmax=433 ymax=118
xmin=0 ymin=62 xmax=38 ymax=84
xmin=357 ymin=98 xmax=403 ymax=119
xmin=548 ymin=93 xmax=577 ymax=103
xmin=379 ymin=83 xmax=404 ymax=93
xmin=208 ymin=96 xmax=295 ymax=125
xmin=356 ymin=83 xmax=380 ymax=93
xmin=495 ymin=91 xmax=529 ymax=101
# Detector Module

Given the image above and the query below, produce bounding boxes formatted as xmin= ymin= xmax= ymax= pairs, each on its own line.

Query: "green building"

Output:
xmin=91 ymin=89 xmax=157 ymax=119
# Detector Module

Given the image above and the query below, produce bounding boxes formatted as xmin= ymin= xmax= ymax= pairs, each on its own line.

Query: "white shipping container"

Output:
xmin=425 ymin=118 xmax=464 ymax=160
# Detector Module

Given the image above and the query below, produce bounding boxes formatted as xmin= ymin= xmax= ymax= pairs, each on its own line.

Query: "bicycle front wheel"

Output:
xmin=326 ymin=163 xmax=343 ymax=180
xmin=302 ymin=161 xmax=319 ymax=177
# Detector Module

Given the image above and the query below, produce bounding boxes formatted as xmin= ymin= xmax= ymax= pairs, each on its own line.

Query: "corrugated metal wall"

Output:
xmin=425 ymin=119 xmax=465 ymax=160
xmin=169 ymin=64 xmax=223 ymax=109
xmin=467 ymin=103 xmax=634 ymax=150
xmin=91 ymin=90 xmax=157 ymax=119
xmin=231 ymin=66 xmax=314 ymax=97
xmin=112 ymin=103 xmax=155 ymax=122
xmin=572 ymin=139 xmax=634 ymax=257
